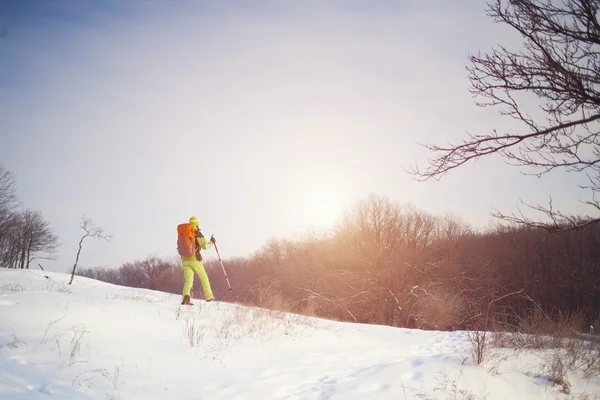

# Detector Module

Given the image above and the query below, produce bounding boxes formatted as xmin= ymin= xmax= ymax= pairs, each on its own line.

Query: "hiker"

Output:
xmin=177 ymin=216 xmax=216 ymax=305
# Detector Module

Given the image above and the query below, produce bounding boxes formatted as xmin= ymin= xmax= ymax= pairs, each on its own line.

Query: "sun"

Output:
xmin=282 ymin=169 xmax=351 ymax=230
xmin=295 ymin=189 xmax=349 ymax=230
xmin=308 ymin=194 xmax=341 ymax=226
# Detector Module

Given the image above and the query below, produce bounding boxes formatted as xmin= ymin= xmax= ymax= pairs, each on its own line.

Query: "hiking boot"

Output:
xmin=181 ymin=295 xmax=193 ymax=305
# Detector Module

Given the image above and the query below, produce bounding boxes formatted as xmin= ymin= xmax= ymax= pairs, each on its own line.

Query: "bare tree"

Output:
xmin=20 ymin=210 xmax=59 ymax=269
xmin=261 ymin=238 xmax=292 ymax=269
xmin=0 ymin=211 xmax=22 ymax=268
xmin=119 ymin=256 xmax=172 ymax=290
xmin=0 ymin=165 xmax=18 ymax=215
xmin=336 ymin=194 xmax=404 ymax=253
xmin=0 ymin=165 xmax=19 ymax=256
xmin=0 ymin=167 xmax=59 ymax=269
xmin=413 ymin=0 xmax=600 ymax=230
xmin=69 ymin=216 xmax=111 ymax=285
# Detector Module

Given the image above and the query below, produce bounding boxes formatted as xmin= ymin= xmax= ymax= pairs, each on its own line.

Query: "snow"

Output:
xmin=0 ymin=269 xmax=598 ymax=399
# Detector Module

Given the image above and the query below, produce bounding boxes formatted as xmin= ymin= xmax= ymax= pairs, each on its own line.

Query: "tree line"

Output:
xmin=78 ymin=194 xmax=599 ymax=332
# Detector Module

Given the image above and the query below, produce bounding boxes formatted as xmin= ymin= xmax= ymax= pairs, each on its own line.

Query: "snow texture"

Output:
xmin=0 ymin=269 xmax=598 ymax=399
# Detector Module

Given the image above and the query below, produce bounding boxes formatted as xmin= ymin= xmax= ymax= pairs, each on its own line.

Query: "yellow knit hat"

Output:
xmin=189 ymin=216 xmax=199 ymax=226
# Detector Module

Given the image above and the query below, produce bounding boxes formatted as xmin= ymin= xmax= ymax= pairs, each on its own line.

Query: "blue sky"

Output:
xmin=0 ymin=0 xmax=591 ymax=272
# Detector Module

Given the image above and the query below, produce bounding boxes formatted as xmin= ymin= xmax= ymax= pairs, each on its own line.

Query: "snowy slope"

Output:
xmin=0 ymin=269 xmax=598 ymax=399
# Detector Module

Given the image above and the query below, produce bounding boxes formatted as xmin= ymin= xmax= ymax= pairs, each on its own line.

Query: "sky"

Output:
xmin=0 ymin=0 xmax=593 ymax=272
xmin=2 ymin=269 xmax=599 ymax=399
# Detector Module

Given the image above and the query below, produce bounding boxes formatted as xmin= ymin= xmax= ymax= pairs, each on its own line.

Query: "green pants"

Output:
xmin=182 ymin=259 xmax=214 ymax=301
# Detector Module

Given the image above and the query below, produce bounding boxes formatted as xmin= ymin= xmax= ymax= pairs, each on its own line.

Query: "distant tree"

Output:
xmin=69 ymin=216 xmax=111 ymax=285
xmin=119 ymin=256 xmax=173 ymax=290
xmin=0 ymin=164 xmax=18 ymax=218
xmin=11 ymin=210 xmax=59 ymax=269
xmin=78 ymin=266 xmax=121 ymax=285
xmin=0 ymin=211 xmax=21 ymax=268
xmin=0 ymin=210 xmax=58 ymax=268
xmin=139 ymin=256 xmax=172 ymax=289
xmin=413 ymin=0 xmax=600 ymax=230
xmin=261 ymin=238 xmax=294 ymax=269
xmin=78 ymin=256 xmax=182 ymax=294
xmin=0 ymin=165 xmax=19 ymax=265
xmin=336 ymin=194 xmax=404 ymax=253
xmin=432 ymin=213 xmax=473 ymax=244
xmin=0 ymin=166 xmax=59 ymax=269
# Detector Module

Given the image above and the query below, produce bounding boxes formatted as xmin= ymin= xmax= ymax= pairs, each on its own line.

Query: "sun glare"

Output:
xmin=289 ymin=186 xmax=350 ymax=231
xmin=282 ymin=169 xmax=352 ymax=231
xmin=307 ymin=193 xmax=341 ymax=227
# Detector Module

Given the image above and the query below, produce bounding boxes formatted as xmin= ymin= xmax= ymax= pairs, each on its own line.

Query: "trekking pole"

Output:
xmin=211 ymin=235 xmax=232 ymax=290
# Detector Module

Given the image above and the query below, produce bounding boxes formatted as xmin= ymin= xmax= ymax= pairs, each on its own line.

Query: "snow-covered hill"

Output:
xmin=0 ymin=269 xmax=598 ymax=399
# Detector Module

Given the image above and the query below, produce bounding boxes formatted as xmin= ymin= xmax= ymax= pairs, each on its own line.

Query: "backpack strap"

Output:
xmin=194 ymin=228 xmax=203 ymax=261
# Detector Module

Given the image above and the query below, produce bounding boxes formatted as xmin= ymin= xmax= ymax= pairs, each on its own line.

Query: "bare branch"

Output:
xmin=301 ymin=288 xmax=359 ymax=322
xmin=491 ymin=197 xmax=600 ymax=231
xmin=412 ymin=0 xmax=600 ymax=227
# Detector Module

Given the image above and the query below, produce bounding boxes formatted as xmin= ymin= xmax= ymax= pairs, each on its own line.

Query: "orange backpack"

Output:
xmin=177 ymin=223 xmax=197 ymax=257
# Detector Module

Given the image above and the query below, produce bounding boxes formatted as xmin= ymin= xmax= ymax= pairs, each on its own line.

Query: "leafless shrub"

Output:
xmin=38 ymin=317 xmax=65 ymax=347
xmin=297 ymin=300 xmax=317 ymax=318
xmin=2 ymin=283 xmax=26 ymax=292
xmin=467 ymin=329 xmax=488 ymax=365
xmin=490 ymin=306 xmax=600 ymax=385
xmin=545 ymin=352 xmax=571 ymax=394
xmin=100 ymin=365 xmax=122 ymax=390
xmin=45 ymin=282 xmax=71 ymax=294
xmin=72 ymin=365 xmax=123 ymax=391
xmin=247 ymin=277 xmax=321 ymax=328
xmin=490 ymin=330 xmax=509 ymax=349
xmin=250 ymin=276 xmax=292 ymax=313
xmin=497 ymin=308 xmax=588 ymax=350
xmin=3 ymin=332 xmax=26 ymax=348
xmin=196 ymin=311 xmax=239 ymax=360
xmin=183 ymin=317 xmax=205 ymax=347
xmin=412 ymin=286 xmax=467 ymax=330
xmin=202 ymin=300 xmax=319 ymax=357
xmin=580 ymin=343 xmax=600 ymax=378
xmin=66 ymin=325 xmax=90 ymax=367
xmin=559 ymin=337 xmax=600 ymax=379
xmin=215 ymin=312 xmax=237 ymax=342
xmin=300 ymin=287 xmax=361 ymax=323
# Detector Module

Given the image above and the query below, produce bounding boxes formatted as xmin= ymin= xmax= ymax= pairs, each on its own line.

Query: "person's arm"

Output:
xmin=196 ymin=230 xmax=213 ymax=250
